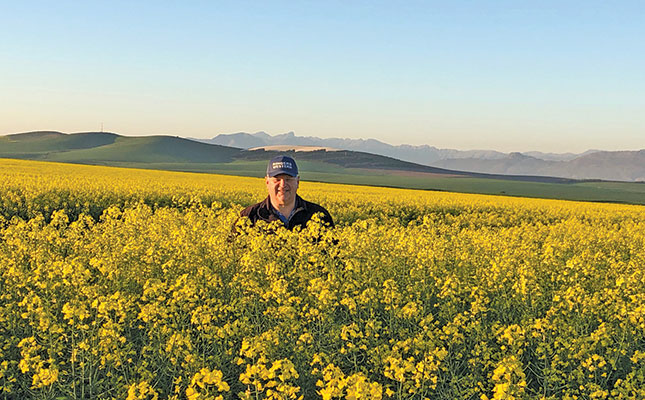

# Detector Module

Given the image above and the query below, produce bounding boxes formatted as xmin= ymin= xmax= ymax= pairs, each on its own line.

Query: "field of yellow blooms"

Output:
xmin=1 ymin=158 xmax=645 ymax=400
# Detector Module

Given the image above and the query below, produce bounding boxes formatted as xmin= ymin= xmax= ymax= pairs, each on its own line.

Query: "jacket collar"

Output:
xmin=261 ymin=195 xmax=307 ymax=219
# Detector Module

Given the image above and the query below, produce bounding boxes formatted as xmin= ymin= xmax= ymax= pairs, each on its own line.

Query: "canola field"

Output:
xmin=1 ymin=158 xmax=644 ymax=400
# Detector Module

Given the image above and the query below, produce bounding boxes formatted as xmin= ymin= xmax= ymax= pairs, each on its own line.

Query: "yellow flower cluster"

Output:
xmin=1 ymin=158 xmax=645 ymax=399
xmin=317 ymin=365 xmax=382 ymax=400
xmin=186 ymin=367 xmax=230 ymax=400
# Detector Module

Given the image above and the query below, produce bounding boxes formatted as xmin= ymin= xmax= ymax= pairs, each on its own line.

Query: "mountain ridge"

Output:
xmin=3 ymin=130 xmax=644 ymax=182
xmin=0 ymin=131 xmax=581 ymax=184
xmin=199 ymin=132 xmax=644 ymax=182
xmin=3 ymin=131 xmax=645 ymax=205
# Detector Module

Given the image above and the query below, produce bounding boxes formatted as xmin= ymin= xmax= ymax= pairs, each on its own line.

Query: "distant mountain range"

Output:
xmin=198 ymin=132 xmax=645 ymax=182
xmin=0 ymin=131 xmax=579 ymax=184
xmin=3 ymin=131 xmax=645 ymax=205
xmin=2 ymin=130 xmax=644 ymax=183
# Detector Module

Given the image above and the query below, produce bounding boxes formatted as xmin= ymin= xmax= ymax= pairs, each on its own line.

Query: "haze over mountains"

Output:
xmin=2 ymin=131 xmax=562 ymax=182
xmin=199 ymin=132 xmax=645 ymax=182
xmin=2 ymin=130 xmax=643 ymax=183
xmin=3 ymin=130 xmax=645 ymax=205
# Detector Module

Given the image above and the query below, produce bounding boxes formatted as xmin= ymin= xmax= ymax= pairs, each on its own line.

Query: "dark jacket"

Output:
xmin=240 ymin=195 xmax=334 ymax=230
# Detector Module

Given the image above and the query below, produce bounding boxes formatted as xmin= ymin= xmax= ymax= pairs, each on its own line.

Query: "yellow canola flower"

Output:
xmin=127 ymin=381 xmax=159 ymax=400
xmin=31 ymin=367 xmax=58 ymax=389
xmin=2 ymin=158 xmax=645 ymax=399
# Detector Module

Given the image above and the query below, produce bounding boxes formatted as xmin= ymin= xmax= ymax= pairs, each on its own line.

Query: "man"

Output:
xmin=240 ymin=155 xmax=334 ymax=230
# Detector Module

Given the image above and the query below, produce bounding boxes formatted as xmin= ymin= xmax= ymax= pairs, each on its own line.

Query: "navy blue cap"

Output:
xmin=267 ymin=155 xmax=298 ymax=177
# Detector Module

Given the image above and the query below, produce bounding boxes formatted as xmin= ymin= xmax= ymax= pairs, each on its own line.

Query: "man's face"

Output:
xmin=266 ymin=173 xmax=299 ymax=207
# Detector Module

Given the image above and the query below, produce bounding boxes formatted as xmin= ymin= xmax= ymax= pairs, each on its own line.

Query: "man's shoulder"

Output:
xmin=299 ymin=197 xmax=334 ymax=226
xmin=302 ymin=198 xmax=330 ymax=214
xmin=239 ymin=204 xmax=253 ymax=217
xmin=240 ymin=197 xmax=269 ymax=217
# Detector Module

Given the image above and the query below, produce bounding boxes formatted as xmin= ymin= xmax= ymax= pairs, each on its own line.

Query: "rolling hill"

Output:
xmin=1 ymin=132 xmax=240 ymax=163
xmin=0 ymin=131 xmax=118 ymax=154
xmin=2 ymin=131 xmax=644 ymax=205
xmin=1 ymin=131 xmax=578 ymax=183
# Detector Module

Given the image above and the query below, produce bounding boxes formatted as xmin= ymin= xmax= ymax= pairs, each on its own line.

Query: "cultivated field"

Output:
xmin=1 ymin=158 xmax=644 ymax=399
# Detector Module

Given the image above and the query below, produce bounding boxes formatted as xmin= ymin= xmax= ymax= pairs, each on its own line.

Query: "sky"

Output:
xmin=1 ymin=1 xmax=644 ymax=153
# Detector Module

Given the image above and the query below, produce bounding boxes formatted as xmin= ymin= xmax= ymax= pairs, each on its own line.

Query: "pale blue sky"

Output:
xmin=1 ymin=1 xmax=643 ymax=152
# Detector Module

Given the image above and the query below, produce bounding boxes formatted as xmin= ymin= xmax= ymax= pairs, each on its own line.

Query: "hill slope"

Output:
xmin=1 ymin=132 xmax=241 ymax=163
xmin=2 ymin=131 xmax=644 ymax=205
xmin=235 ymin=148 xmax=576 ymax=183
xmin=3 ymin=131 xmax=570 ymax=182
xmin=47 ymin=136 xmax=241 ymax=163
xmin=0 ymin=131 xmax=118 ymax=156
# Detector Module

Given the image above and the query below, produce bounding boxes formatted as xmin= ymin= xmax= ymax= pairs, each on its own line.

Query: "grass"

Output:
xmin=0 ymin=132 xmax=117 ymax=154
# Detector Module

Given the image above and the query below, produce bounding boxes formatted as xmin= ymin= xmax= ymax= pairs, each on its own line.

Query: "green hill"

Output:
xmin=2 ymin=131 xmax=644 ymax=205
xmin=47 ymin=135 xmax=241 ymax=163
xmin=1 ymin=132 xmax=241 ymax=163
xmin=235 ymin=149 xmax=578 ymax=183
xmin=0 ymin=131 xmax=118 ymax=156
